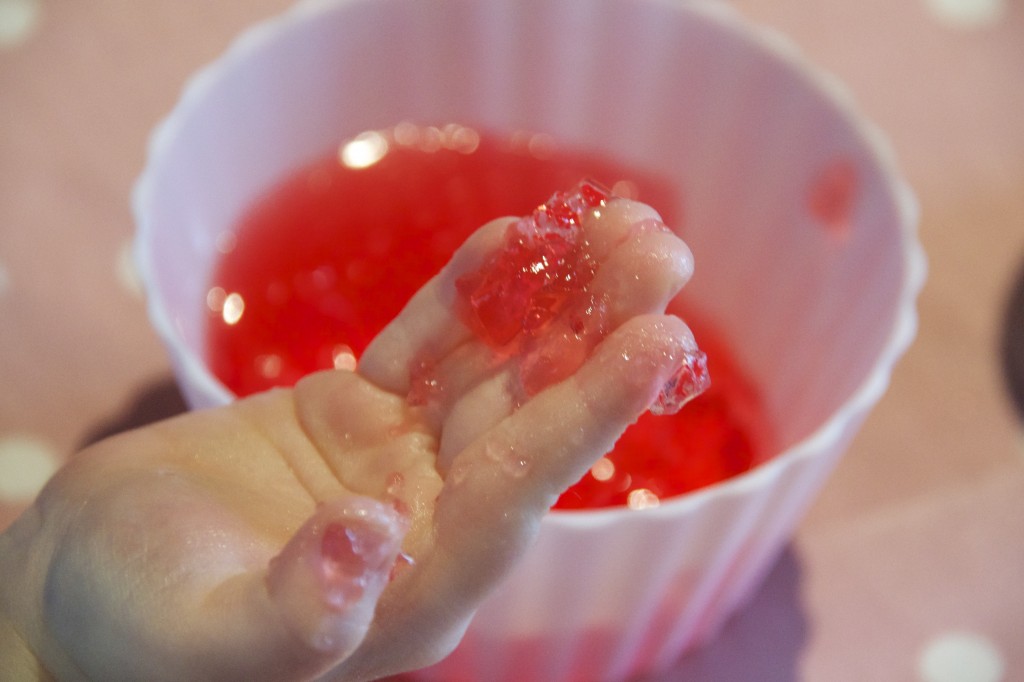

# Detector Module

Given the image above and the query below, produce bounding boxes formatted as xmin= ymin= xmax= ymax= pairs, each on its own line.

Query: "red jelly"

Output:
xmin=206 ymin=124 xmax=771 ymax=509
xmin=455 ymin=180 xmax=609 ymax=348
xmin=455 ymin=179 xmax=710 ymax=412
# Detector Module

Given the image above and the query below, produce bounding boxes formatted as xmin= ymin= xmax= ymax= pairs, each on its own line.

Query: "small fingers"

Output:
xmin=357 ymin=217 xmax=514 ymax=395
xmin=435 ymin=204 xmax=694 ymax=463
xmin=584 ymin=196 xmax=665 ymax=260
xmin=359 ymin=196 xmax=677 ymax=399
xmin=589 ymin=214 xmax=694 ymax=328
xmin=433 ymin=314 xmax=695 ymax=582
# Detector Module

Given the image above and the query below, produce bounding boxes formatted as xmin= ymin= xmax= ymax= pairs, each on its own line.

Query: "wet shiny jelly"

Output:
xmin=454 ymin=179 xmax=710 ymax=412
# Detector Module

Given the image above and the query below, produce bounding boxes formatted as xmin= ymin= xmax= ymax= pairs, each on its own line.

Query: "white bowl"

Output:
xmin=133 ymin=0 xmax=924 ymax=680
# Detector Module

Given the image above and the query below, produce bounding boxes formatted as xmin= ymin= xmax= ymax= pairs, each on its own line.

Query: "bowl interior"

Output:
xmin=136 ymin=0 xmax=916 ymax=457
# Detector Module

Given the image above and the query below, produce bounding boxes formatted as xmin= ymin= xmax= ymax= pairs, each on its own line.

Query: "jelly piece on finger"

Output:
xmin=455 ymin=179 xmax=611 ymax=347
xmin=455 ymin=178 xmax=710 ymax=415
xmin=650 ymin=348 xmax=710 ymax=415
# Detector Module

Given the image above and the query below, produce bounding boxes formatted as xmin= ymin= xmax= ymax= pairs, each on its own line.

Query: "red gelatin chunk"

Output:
xmin=455 ymin=180 xmax=610 ymax=348
xmin=651 ymin=348 xmax=710 ymax=416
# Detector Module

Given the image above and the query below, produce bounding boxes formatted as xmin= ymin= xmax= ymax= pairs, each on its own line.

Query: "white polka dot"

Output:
xmin=117 ymin=240 xmax=144 ymax=298
xmin=0 ymin=435 xmax=59 ymax=502
xmin=924 ymin=0 xmax=1006 ymax=29
xmin=919 ymin=632 xmax=1006 ymax=682
xmin=0 ymin=0 xmax=40 ymax=48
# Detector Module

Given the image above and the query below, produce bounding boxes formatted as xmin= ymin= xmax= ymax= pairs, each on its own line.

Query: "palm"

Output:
xmin=0 ymin=199 xmax=696 ymax=682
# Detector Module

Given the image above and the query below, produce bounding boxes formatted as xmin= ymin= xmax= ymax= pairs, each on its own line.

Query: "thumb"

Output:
xmin=247 ymin=497 xmax=407 ymax=678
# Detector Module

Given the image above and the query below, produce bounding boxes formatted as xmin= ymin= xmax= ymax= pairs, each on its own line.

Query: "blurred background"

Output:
xmin=1 ymin=0 xmax=1022 ymax=679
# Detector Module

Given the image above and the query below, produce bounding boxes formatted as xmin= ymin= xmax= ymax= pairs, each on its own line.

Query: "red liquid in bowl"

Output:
xmin=206 ymin=125 xmax=772 ymax=509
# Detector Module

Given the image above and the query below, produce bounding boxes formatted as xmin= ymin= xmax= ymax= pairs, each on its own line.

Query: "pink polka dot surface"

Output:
xmin=0 ymin=435 xmax=58 ymax=502
xmin=2 ymin=0 xmax=1023 ymax=679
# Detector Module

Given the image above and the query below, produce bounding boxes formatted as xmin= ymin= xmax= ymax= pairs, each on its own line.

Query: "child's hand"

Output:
xmin=0 ymin=195 xmax=696 ymax=682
